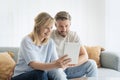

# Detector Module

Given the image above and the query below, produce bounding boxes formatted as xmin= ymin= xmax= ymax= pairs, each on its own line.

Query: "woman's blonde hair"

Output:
xmin=29 ymin=12 xmax=54 ymax=46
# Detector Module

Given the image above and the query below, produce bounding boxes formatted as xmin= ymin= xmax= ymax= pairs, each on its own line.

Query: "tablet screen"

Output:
xmin=64 ymin=42 xmax=80 ymax=64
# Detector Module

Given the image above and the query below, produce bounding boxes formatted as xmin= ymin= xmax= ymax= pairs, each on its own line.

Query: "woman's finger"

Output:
xmin=59 ymin=54 xmax=68 ymax=61
xmin=63 ymin=58 xmax=71 ymax=64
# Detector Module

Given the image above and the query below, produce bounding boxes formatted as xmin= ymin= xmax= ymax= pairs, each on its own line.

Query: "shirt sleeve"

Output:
xmin=20 ymin=37 xmax=39 ymax=65
xmin=74 ymin=32 xmax=83 ymax=46
xmin=49 ymin=39 xmax=58 ymax=62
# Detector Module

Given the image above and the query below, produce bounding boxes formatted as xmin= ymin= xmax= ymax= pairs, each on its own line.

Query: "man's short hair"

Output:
xmin=55 ymin=11 xmax=71 ymax=21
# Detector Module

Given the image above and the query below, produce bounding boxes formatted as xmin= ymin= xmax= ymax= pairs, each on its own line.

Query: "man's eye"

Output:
xmin=60 ymin=26 xmax=63 ymax=28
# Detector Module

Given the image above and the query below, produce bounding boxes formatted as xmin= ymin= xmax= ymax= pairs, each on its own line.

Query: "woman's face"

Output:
xmin=39 ymin=24 xmax=53 ymax=38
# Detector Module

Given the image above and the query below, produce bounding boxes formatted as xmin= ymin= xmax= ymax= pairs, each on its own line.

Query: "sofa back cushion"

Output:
xmin=0 ymin=52 xmax=16 ymax=80
xmin=0 ymin=47 xmax=19 ymax=62
xmin=85 ymin=46 xmax=105 ymax=67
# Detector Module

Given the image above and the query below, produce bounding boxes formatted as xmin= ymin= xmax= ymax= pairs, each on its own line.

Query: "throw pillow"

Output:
xmin=84 ymin=46 xmax=105 ymax=67
xmin=0 ymin=52 xmax=16 ymax=80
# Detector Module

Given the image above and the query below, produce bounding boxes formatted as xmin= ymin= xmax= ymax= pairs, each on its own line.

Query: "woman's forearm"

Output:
xmin=29 ymin=61 xmax=58 ymax=71
xmin=29 ymin=55 xmax=71 ymax=70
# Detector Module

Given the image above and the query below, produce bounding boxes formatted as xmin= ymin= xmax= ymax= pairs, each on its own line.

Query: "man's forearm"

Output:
xmin=78 ymin=54 xmax=88 ymax=66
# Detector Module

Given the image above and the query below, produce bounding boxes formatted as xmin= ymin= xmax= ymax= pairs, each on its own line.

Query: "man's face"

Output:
xmin=55 ymin=20 xmax=71 ymax=37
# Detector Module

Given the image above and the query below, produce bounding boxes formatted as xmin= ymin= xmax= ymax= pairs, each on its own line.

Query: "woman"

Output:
xmin=11 ymin=12 xmax=71 ymax=80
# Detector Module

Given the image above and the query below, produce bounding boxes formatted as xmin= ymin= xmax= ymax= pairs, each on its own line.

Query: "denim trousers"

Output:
xmin=47 ymin=68 xmax=67 ymax=80
xmin=47 ymin=59 xmax=98 ymax=80
xmin=11 ymin=69 xmax=68 ymax=80
xmin=64 ymin=59 xmax=98 ymax=79
xmin=11 ymin=59 xmax=97 ymax=80
xmin=11 ymin=70 xmax=48 ymax=80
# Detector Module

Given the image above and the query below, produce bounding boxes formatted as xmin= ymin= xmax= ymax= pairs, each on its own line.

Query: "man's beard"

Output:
xmin=58 ymin=31 xmax=67 ymax=37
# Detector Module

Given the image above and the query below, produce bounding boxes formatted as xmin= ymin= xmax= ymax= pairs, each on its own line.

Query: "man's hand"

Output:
xmin=68 ymin=64 xmax=77 ymax=67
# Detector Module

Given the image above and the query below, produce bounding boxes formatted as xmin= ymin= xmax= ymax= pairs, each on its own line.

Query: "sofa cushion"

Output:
xmin=101 ymin=51 xmax=120 ymax=71
xmin=0 ymin=47 xmax=19 ymax=62
xmin=0 ymin=52 xmax=16 ymax=80
xmin=98 ymin=68 xmax=120 ymax=77
xmin=85 ymin=46 xmax=105 ymax=67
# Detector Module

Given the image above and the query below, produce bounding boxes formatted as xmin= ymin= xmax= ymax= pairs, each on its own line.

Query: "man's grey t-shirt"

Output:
xmin=13 ymin=36 xmax=58 ymax=77
xmin=51 ymin=30 xmax=81 ymax=58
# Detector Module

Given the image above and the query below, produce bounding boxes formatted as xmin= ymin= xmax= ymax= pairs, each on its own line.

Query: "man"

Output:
xmin=51 ymin=11 xmax=98 ymax=79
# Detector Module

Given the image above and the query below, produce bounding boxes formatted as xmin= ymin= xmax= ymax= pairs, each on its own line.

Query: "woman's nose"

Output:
xmin=48 ymin=28 xmax=51 ymax=32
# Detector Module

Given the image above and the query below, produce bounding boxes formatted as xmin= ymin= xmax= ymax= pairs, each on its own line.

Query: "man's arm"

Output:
xmin=77 ymin=46 xmax=88 ymax=65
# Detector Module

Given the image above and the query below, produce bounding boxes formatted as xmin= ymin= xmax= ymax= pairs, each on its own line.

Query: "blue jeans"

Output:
xmin=64 ymin=59 xmax=98 ymax=79
xmin=11 ymin=60 xmax=97 ymax=80
xmin=11 ymin=70 xmax=48 ymax=80
xmin=48 ymin=68 xmax=67 ymax=80
xmin=11 ymin=69 xmax=67 ymax=80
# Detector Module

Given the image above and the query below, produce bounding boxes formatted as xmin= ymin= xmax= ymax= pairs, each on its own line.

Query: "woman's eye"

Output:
xmin=51 ymin=26 xmax=53 ymax=29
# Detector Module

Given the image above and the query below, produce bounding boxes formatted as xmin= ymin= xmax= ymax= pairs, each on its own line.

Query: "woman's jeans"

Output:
xmin=11 ymin=70 xmax=48 ymax=80
xmin=11 ymin=69 xmax=67 ymax=80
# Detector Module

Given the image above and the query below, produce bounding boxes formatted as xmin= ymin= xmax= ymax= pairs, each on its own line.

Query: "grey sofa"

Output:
xmin=99 ymin=51 xmax=120 ymax=77
xmin=0 ymin=47 xmax=120 ymax=78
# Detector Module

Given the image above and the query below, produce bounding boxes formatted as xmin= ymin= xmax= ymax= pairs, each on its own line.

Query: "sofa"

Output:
xmin=0 ymin=47 xmax=120 ymax=79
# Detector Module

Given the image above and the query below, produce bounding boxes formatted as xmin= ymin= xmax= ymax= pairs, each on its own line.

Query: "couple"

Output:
xmin=11 ymin=11 xmax=98 ymax=80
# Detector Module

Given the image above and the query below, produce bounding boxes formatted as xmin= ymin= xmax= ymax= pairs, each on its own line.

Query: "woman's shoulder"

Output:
xmin=21 ymin=35 xmax=33 ymax=44
xmin=48 ymin=38 xmax=54 ymax=44
xmin=47 ymin=38 xmax=56 ymax=46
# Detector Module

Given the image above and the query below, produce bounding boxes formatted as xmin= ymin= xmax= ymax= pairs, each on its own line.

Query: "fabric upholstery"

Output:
xmin=101 ymin=51 xmax=120 ymax=71
xmin=85 ymin=46 xmax=105 ymax=67
xmin=0 ymin=52 xmax=16 ymax=80
xmin=0 ymin=47 xmax=19 ymax=62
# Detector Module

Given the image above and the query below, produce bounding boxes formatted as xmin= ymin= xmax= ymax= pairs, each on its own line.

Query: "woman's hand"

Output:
xmin=54 ymin=55 xmax=71 ymax=69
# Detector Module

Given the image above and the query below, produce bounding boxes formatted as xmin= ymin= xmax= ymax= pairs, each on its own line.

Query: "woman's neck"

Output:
xmin=39 ymin=37 xmax=45 ymax=42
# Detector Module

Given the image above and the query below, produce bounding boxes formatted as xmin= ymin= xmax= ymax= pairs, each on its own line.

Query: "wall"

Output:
xmin=105 ymin=0 xmax=120 ymax=52
xmin=0 ymin=0 xmax=105 ymax=47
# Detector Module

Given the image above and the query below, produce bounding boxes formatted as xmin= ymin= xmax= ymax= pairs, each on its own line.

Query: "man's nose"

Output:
xmin=62 ymin=27 xmax=66 ymax=31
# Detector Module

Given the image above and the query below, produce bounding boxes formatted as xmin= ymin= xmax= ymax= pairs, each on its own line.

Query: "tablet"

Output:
xmin=64 ymin=42 xmax=80 ymax=64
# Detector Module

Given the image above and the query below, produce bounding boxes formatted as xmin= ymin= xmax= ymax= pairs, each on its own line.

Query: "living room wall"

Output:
xmin=105 ymin=0 xmax=120 ymax=52
xmin=0 ymin=0 xmax=105 ymax=48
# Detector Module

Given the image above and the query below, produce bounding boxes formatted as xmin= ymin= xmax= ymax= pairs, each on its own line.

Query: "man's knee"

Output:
xmin=86 ymin=59 xmax=98 ymax=77
xmin=86 ymin=59 xmax=98 ymax=73
xmin=87 ymin=59 xmax=97 ymax=67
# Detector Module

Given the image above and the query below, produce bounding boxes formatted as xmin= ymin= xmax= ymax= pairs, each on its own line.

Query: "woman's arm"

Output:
xmin=29 ymin=55 xmax=71 ymax=70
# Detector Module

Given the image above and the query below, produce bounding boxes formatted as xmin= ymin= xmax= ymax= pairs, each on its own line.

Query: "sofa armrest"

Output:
xmin=100 ymin=51 xmax=120 ymax=71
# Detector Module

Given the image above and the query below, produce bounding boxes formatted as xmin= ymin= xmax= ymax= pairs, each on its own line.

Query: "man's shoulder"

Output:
xmin=68 ymin=31 xmax=78 ymax=36
xmin=67 ymin=31 xmax=80 ymax=42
